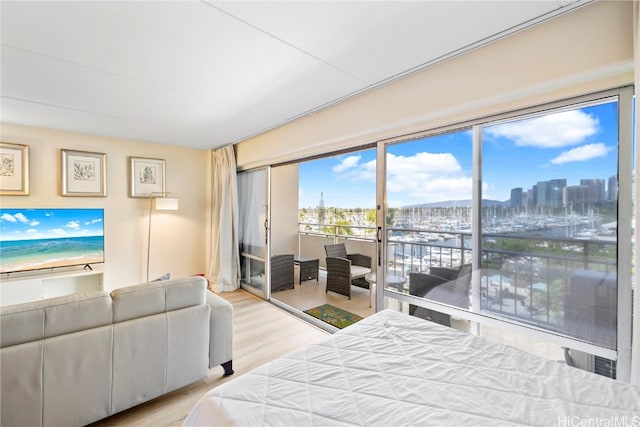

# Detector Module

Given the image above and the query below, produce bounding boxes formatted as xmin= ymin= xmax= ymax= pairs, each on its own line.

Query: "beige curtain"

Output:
xmin=632 ymin=0 xmax=639 ymax=387
xmin=208 ymin=146 xmax=240 ymax=292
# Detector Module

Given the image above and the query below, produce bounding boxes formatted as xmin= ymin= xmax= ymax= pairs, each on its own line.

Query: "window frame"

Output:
xmin=376 ymin=86 xmax=634 ymax=382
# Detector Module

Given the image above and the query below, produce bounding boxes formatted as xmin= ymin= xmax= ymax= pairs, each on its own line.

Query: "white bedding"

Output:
xmin=184 ymin=309 xmax=640 ymax=426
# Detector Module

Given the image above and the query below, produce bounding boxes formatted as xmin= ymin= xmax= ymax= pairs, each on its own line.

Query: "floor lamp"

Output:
xmin=147 ymin=194 xmax=179 ymax=282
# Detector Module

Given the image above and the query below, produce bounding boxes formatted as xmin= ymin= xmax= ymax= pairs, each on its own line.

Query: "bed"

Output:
xmin=184 ymin=309 xmax=640 ymax=426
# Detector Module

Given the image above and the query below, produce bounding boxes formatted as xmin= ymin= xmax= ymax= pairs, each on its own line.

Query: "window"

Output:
xmin=385 ymin=130 xmax=473 ymax=319
xmin=388 ymin=89 xmax=633 ymax=380
xmin=480 ymin=99 xmax=620 ymax=350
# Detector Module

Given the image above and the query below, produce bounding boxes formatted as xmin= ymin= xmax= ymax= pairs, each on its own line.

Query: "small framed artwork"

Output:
xmin=61 ymin=149 xmax=107 ymax=197
xmin=129 ymin=157 xmax=166 ymax=198
xmin=0 ymin=142 xmax=30 ymax=195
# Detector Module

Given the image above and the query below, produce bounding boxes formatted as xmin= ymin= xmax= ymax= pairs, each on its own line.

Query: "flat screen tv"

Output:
xmin=0 ymin=208 xmax=104 ymax=274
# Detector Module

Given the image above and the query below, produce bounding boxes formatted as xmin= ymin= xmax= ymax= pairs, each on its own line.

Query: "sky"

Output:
xmin=299 ymin=99 xmax=620 ymax=209
xmin=0 ymin=209 xmax=104 ymax=241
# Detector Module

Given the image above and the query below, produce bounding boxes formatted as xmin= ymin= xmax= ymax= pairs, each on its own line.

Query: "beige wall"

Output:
xmin=236 ymin=0 xmax=634 ymax=168
xmin=270 ymin=164 xmax=299 ymax=257
xmin=0 ymin=122 xmax=209 ymax=291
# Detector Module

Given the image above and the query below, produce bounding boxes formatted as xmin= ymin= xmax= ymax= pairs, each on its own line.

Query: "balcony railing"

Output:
xmin=299 ymin=222 xmax=617 ymax=348
xmin=298 ymin=222 xmax=376 ymax=240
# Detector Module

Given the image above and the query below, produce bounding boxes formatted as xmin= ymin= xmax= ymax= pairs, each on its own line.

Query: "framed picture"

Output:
xmin=129 ymin=157 xmax=166 ymax=198
xmin=0 ymin=142 xmax=30 ymax=195
xmin=61 ymin=149 xmax=107 ymax=197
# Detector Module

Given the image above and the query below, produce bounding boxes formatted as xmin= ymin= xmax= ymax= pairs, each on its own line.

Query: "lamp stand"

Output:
xmin=145 ymin=193 xmax=179 ymax=282
xmin=146 ymin=196 xmax=153 ymax=282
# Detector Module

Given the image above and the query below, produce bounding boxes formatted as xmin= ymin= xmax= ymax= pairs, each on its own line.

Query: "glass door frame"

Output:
xmin=237 ymin=166 xmax=271 ymax=300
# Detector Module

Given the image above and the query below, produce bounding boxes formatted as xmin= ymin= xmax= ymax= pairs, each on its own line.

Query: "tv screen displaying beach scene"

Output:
xmin=0 ymin=208 xmax=104 ymax=274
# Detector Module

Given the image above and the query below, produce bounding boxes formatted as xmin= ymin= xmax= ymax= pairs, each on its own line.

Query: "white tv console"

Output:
xmin=0 ymin=266 xmax=104 ymax=306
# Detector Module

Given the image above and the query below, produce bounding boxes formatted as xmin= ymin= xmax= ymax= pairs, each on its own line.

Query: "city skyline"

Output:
xmin=299 ymin=100 xmax=619 ymax=209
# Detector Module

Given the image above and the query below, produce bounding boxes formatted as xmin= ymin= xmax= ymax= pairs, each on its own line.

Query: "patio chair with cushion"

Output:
xmin=324 ymin=243 xmax=372 ymax=298
xmin=325 ymin=257 xmax=352 ymax=299
xmin=409 ymin=264 xmax=472 ymax=327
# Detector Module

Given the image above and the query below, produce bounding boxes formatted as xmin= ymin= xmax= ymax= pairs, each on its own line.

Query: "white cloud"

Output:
xmin=1 ymin=213 xmax=17 ymax=223
xmin=486 ymin=110 xmax=598 ymax=148
xmin=26 ymin=229 xmax=38 ymax=234
xmin=326 ymin=150 xmax=481 ymax=205
xmin=550 ymin=143 xmax=611 ymax=165
xmin=51 ymin=228 xmax=67 ymax=235
xmin=14 ymin=213 xmax=29 ymax=223
xmin=85 ymin=219 xmax=102 ymax=225
xmin=332 ymin=155 xmax=361 ymax=173
xmin=332 ymin=157 xmax=376 ymax=183
xmin=0 ymin=212 xmax=34 ymax=225
xmin=353 ymin=159 xmax=376 ymax=182
xmin=388 ymin=152 xmax=461 ymax=175
xmin=386 ymin=152 xmax=470 ymax=204
xmin=66 ymin=221 xmax=80 ymax=229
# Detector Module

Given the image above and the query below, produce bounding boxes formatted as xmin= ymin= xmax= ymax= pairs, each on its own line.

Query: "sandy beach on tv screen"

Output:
xmin=1 ymin=257 xmax=102 ymax=274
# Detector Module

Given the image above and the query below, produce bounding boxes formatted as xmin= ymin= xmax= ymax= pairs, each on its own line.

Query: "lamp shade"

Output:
xmin=154 ymin=197 xmax=179 ymax=211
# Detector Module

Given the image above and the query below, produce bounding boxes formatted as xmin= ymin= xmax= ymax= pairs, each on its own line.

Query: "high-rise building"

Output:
xmin=607 ymin=175 xmax=618 ymax=201
xmin=536 ymin=181 xmax=550 ymax=207
xmin=536 ymin=179 xmax=566 ymax=208
xmin=510 ymin=187 xmax=523 ymax=208
xmin=564 ymin=185 xmax=589 ymax=209
xmin=531 ymin=184 xmax=538 ymax=207
xmin=580 ymin=179 xmax=605 ymax=202
xmin=549 ymin=179 xmax=567 ymax=208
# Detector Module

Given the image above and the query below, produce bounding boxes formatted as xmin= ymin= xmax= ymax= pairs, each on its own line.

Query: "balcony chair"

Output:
xmin=324 ymin=243 xmax=372 ymax=299
xmin=270 ymin=254 xmax=295 ymax=292
xmin=409 ymin=264 xmax=472 ymax=327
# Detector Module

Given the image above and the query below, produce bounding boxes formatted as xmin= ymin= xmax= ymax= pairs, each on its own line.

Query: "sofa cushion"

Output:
xmin=45 ymin=292 xmax=113 ymax=338
xmin=165 ymin=276 xmax=207 ymax=311
xmin=0 ymin=291 xmax=112 ymax=346
xmin=0 ymin=301 xmax=45 ymax=347
xmin=110 ymin=276 xmax=207 ymax=323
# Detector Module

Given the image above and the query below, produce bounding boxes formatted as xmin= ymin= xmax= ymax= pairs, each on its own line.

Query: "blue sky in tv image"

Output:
xmin=298 ymin=100 xmax=619 ymax=209
xmin=0 ymin=208 xmax=105 ymax=274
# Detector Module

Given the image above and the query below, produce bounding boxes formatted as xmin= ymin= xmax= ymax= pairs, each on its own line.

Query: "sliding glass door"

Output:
xmin=381 ymin=129 xmax=473 ymax=323
xmin=480 ymin=98 xmax=623 ymax=351
xmin=377 ymin=87 xmax=633 ymax=381
xmin=237 ymin=167 xmax=270 ymax=299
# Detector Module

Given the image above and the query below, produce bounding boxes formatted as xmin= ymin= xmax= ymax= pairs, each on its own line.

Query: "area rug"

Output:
xmin=303 ymin=304 xmax=363 ymax=329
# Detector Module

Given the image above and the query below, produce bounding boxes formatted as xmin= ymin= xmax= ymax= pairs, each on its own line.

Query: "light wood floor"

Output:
xmin=272 ymin=269 xmax=376 ymax=319
xmin=90 ymin=289 xmax=329 ymax=427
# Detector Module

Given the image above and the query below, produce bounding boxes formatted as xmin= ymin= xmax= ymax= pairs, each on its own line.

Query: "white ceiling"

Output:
xmin=1 ymin=0 xmax=586 ymax=150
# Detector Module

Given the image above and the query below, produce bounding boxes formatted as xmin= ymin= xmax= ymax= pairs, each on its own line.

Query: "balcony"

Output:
xmin=272 ymin=222 xmax=617 ymax=355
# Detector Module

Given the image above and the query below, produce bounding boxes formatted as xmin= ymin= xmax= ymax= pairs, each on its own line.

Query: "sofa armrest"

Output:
xmin=205 ymin=291 xmax=234 ymax=376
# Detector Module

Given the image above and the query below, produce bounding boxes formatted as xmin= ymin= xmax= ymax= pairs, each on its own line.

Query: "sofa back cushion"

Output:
xmin=0 ymin=291 xmax=112 ymax=347
xmin=110 ymin=276 xmax=207 ymax=323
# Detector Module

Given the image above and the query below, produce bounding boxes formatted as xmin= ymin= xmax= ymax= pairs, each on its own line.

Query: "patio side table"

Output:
xmin=294 ymin=256 xmax=319 ymax=284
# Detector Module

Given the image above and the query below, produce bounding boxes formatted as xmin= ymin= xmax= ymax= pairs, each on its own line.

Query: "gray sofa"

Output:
xmin=0 ymin=276 xmax=233 ymax=427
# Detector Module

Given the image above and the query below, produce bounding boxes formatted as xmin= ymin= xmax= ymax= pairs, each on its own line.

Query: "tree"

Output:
xmin=317 ymin=192 xmax=326 ymax=224
xmin=386 ymin=207 xmax=398 ymax=227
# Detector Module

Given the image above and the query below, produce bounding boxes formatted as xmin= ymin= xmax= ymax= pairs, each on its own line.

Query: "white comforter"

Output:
xmin=184 ymin=309 xmax=640 ymax=426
